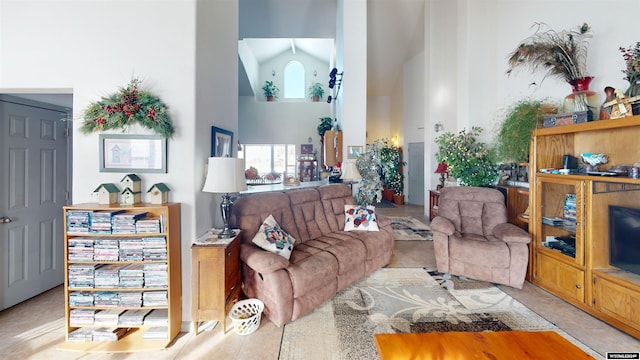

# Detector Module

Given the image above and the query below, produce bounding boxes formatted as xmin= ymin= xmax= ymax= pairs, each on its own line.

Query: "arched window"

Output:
xmin=284 ymin=61 xmax=305 ymax=99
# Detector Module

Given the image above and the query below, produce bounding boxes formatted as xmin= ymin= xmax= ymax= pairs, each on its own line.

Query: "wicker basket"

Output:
xmin=229 ymin=299 xmax=264 ymax=335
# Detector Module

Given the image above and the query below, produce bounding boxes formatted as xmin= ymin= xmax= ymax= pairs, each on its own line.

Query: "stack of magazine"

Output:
xmin=112 ymin=212 xmax=148 ymax=234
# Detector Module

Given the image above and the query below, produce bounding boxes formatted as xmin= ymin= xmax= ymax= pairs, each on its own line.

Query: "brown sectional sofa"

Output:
xmin=231 ymin=183 xmax=394 ymax=327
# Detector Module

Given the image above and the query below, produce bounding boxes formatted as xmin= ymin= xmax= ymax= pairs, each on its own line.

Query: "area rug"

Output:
xmin=278 ymin=268 xmax=601 ymax=360
xmin=389 ymin=216 xmax=432 ymax=240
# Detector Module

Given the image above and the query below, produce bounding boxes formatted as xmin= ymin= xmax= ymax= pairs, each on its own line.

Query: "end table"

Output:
xmin=191 ymin=231 xmax=241 ymax=334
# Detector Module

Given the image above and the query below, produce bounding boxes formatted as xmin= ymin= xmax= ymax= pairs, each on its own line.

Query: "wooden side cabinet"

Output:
xmin=429 ymin=190 xmax=439 ymax=221
xmin=191 ymin=232 xmax=241 ymax=334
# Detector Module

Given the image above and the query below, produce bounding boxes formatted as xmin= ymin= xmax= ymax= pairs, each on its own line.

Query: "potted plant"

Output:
xmin=379 ymin=139 xmax=406 ymax=204
xmin=262 ymin=80 xmax=279 ymax=101
xmin=308 ymin=82 xmax=325 ymax=102
xmin=435 ymin=127 xmax=498 ymax=187
xmin=495 ymin=99 xmax=558 ymax=164
xmin=317 ymin=117 xmax=333 ymax=136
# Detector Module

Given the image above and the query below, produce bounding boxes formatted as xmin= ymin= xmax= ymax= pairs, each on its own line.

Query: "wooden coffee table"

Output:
xmin=374 ymin=331 xmax=594 ymax=359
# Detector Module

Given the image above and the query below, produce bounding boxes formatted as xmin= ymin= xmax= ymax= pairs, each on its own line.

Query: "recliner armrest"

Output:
xmin=376 ymin=214 xmax=392 ymax=228
xmin=493 ymin=223 xmax=531 ymax=244
xmin=240 ymin=243 xmax=290 ymax=274
xmin=431 ymin=216 xmax=455 ymax=236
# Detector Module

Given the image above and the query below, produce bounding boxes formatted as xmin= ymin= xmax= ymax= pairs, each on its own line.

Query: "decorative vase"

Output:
xmin=563 ymin=77 xmax=599 ymax=120
xmin=625 ymin=79 xmax=640 ymax=116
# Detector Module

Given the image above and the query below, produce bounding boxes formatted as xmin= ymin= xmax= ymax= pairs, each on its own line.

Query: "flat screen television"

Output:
xmin=609 ymin=205 xmax=640 ymax=276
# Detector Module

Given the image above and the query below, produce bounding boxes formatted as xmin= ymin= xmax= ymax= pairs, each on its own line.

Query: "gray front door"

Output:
xmin=407 ymin=142 xmax=424 ymax=205
xmin=0 ymin=95 xmax=69 ymax=309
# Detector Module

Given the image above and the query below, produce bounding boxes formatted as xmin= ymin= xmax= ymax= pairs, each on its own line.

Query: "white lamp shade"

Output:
xmin=202 ymin=157 xmax=248 ymax=193
xmin=340 ymin=161 xmax=362 ymax=181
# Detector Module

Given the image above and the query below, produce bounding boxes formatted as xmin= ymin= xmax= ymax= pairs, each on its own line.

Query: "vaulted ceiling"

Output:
xmin=239 ymin=0 xmax=425 ymax=98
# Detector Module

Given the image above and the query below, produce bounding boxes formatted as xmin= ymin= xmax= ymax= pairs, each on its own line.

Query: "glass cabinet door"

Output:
xmin=535 ymin=176 xmax=584 ymax=266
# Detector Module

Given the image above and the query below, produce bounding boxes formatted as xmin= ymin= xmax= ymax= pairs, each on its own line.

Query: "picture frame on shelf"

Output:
xmin=347 ymin=145 xmax=363 ymax=159
xmin=99 ymin=134 xmax=167 ymax=173
xmin=211 ymin=126 xmax=234 ymax=157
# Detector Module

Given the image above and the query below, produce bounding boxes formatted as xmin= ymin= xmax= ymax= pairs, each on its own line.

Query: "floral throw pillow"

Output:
xmin=344 ymin=205 xmax=379 ymax=231
xmin=251 ymin=214 xmax=296 ymax=260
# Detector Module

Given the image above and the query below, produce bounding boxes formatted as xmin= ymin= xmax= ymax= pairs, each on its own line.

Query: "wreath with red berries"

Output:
xmin=81 ymin=79 xmax=174 ymax=138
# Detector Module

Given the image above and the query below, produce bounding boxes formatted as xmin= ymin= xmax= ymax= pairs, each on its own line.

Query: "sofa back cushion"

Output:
xmin=288 ymin=188 xmax=333 ymax=244
xmin=438 ymin=186 xmax=507 ymax=236
xmin=318 ymin=184 xmax=356 ymax=232
xmin=232 ymin=192 xmax=299 ymax=246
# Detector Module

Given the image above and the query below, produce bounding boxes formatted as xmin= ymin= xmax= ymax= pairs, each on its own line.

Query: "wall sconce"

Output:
xmin=434 ymin=121 xmax=444 ymax=133
xmin=314 ymin=70 xmax=317 ymax=77
xmin=272 ymin=70 xmax=276 ymax=77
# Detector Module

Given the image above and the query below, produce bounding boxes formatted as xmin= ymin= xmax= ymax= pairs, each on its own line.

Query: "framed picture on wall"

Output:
xmin=211 ymin=126 xmax=234 ymax=157
xmin=99 ymin=134 xmax=167 ymax=173
xmin=347 ymin=145 xmax=363 ymax=159
xmin=301 ymin=144 xmax=313 ymax=154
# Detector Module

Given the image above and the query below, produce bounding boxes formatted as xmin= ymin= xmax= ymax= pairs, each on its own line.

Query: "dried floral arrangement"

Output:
xmin=507 ymin=22 xmax=592 ymax=84
xmin=81 ymin=79 xmax=174 ymax=138
xmin=620 ymin=42 xmax=640 ymax=84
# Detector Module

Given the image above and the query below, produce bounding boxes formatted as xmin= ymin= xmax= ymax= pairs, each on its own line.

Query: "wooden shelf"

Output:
xmin=58 ymin=203 xmax=182 ymax=352
xmin=529 ymin=115 xmax=640 ymax=339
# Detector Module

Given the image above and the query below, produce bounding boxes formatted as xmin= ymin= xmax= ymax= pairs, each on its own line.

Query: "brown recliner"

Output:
xmin=431 ymin=186 xmax=531 ymax=289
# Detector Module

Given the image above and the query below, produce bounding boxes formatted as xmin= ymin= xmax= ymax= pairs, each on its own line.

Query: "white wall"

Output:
xmin=239 ymin=97 xmax=332 ymax=154
xmin=366 ymin=96 xmax=391 ymax=142
xmin=0 ymin=0 xmax=238 ymax=325
xmin=337 ymin=0 xmax=367 ymax=155
xmin=413 ymin=0 xmax=640 ymax=203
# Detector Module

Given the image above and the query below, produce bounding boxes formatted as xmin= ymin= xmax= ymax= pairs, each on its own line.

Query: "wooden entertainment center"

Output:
xmin=529 ymin=115 xmax=640 ymax=339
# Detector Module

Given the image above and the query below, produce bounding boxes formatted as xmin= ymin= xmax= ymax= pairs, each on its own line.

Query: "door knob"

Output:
xmin=0 ymin=217 xmax=13 ymax=224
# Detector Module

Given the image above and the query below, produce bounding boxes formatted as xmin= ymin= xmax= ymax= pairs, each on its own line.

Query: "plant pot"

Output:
xmin=393 ymin=194 xmax=404 ymax=205
xmin=312 ymin=96 xmax=320 ymax=102
xmin=267 ymin=96 xmax=275 ymax=102
xmin=382 ymin=188 xmax=394 ymax=201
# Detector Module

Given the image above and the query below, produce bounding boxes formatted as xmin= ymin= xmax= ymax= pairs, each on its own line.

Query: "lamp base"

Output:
xmin=217 ymin=228 xmax=237 ymax=239
xmin=218 ymin=193 xmax=236 ymax=239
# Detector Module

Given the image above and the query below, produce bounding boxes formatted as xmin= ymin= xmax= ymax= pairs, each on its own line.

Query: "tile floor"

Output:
xmin=1 ymin=203 xmax=638 ymax=359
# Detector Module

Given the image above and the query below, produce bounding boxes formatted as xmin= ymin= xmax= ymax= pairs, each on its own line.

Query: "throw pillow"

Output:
xmin=344 ymin=205 xmax=379 ymax=231
xmin=251 ymin=214 xmax=296 ymax=260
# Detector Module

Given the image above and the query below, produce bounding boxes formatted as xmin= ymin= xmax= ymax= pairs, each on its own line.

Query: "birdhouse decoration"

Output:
xmin=121 ymin=187 xmax=140 ymax=205
xmin=147 ymin=183 xmax=170 ymax=204
xmin=93 ymin=183 xmax=119 ymax=204
xmin=121 ymin=174 xmax=142 ymax=192
xmin=120 ymin=174 xmax=142 ymax=205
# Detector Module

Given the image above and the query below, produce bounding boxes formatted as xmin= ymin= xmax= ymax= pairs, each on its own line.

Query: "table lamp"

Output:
xmin=340 ymin=161 xmax=362 ymax=183
xmin=434 ymin=162 xmax=448 ymax=190
xmin=202 ymin=157 xmax=248 ymax=238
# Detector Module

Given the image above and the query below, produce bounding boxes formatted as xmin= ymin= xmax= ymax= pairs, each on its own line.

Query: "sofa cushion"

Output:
xmin=318 ymin=184 xmax=356 ymax=232
xmin=344 ymin=205 xmax=379 ymax=231
xmin=251 ymin=214 xmax=296 ymax=260
xmin=288 ymin=188 xmax=333 ymax=243
xmin=449 ymin=235 xmax=510 ymax=268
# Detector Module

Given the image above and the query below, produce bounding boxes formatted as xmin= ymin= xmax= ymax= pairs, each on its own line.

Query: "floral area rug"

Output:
xmin=389 ymin=216 xmax=432 ymax=240
xmin=278 ymin=268 xmax=601 ymax=360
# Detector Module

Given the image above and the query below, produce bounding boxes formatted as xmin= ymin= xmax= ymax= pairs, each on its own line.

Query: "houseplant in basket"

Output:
xmin=308 ymin=82 xmax=325 ymax=102
xmin=262 ymin=80 xmax=279 ymax=101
